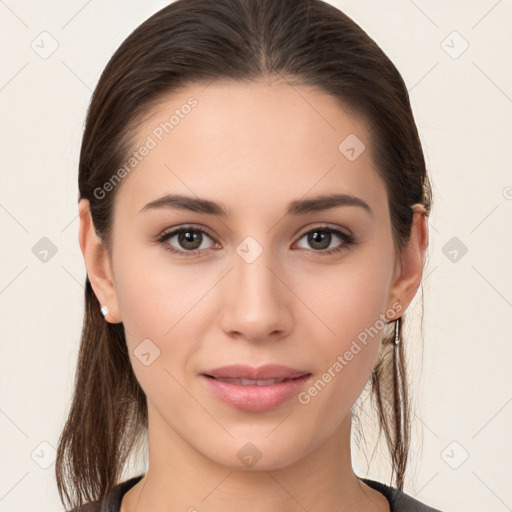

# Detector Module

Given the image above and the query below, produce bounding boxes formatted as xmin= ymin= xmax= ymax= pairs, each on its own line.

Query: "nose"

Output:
xmin=218 ymin=241 xmax=293 ymax=343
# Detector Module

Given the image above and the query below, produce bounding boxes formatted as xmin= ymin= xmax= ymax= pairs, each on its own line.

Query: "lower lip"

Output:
xmin=201 ymin=374 xmax=312 ymax=412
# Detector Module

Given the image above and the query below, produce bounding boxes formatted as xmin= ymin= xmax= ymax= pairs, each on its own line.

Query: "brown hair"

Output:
xmin=56 ymin=0 xmax=432 ymax=508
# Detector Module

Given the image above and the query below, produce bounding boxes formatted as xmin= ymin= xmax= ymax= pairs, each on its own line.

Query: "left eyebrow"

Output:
xmin=287 ymin=193 xmax=373 ymax=217
xmin=138 ymin=192 xmax=373 ymax=217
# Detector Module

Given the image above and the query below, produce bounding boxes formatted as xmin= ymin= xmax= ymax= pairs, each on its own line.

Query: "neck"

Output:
xmin=121 ymin=404 xmax=389 ymax=512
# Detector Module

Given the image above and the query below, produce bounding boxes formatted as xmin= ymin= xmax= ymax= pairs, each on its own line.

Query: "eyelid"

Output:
xmin=158 ymin=223 xmax=351 ymax=243
xmin=292 ymin=223 xmax=355 ymax=254
xmin=156 ymin=224 xmax=220 ymax=254
xmin=158 ymin=223 xmax=217 ymax=241
xmin=294 ymin=222 xmax=353 ymax=240
xmin=157 ymin=222 xmax=355 ymax=255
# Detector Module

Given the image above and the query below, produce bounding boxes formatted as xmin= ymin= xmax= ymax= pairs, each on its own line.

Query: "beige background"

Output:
xmin=0 ymin=1 xmax=511 ymax=511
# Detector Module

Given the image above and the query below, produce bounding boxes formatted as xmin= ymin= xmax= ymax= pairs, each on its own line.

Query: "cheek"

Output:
xmin=298 ymin=251 xmax=392 ymax=344
xmin=294 ymin=299 xmax=386 ymax=429
xmin=293 ymin=249 xmax=393 ymax=406
xmin=113 ymin=252 xmax=209 ymax=400
xmin=114 ymin=228 xmax=394 ymax=400
xmin=113 ymin=251 xmax=226 ymax=399
xmin=114 ymin=245 xmax=212 ymax=340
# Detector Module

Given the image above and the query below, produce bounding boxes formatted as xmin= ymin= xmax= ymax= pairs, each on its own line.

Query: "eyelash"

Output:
xmin=156 ymin=224 xmax=356 ymax=258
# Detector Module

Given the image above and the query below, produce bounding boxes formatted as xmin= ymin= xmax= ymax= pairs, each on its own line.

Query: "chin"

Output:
xmin=202 ymin=437 xmax=312 ymax=473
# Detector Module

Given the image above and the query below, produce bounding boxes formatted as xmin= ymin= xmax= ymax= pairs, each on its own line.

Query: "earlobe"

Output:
xmin=78 ymin=199 xmax=122 ymax=323
xmin=386 ymin=205 xmax=429 ymax=318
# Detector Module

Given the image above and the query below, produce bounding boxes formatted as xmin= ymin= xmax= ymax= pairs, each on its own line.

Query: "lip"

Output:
xmin=200 ymin=364 xmax=312 ymax=412
xmin=201 ymin=364 xmax=309 ymax=380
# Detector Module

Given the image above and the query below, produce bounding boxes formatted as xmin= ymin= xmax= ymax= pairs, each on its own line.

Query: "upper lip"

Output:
xmin=202 ymin=364 xmax=310 ymax=380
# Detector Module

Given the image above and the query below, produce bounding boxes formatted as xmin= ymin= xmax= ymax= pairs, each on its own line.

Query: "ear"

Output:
xmin=78 ymin=199 xmax=122 ymax=323
xmin=386 ymin=204 xmax=429 ymax=318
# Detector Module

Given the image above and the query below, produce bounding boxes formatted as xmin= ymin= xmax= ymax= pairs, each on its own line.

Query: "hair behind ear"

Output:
xmin=55 ymin=278 xmax=147 ymax=509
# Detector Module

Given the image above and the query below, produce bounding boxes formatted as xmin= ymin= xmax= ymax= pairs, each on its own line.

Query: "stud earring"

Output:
xmin=394 ymin=316 xmax=401 ymax=345
xmin=100 ymin=305 xmax=109 ymax=317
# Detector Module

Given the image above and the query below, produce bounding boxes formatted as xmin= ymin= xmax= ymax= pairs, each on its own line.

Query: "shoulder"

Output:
xmin=68 ymin=474 xmax=446 ymax=512
xmin=66 ymin=503 xmax=102 ymax=512
xmin=361 ymin=477 xmax=446 ymax=512
xmin=65 ymin=475 xmax=144 ymax=512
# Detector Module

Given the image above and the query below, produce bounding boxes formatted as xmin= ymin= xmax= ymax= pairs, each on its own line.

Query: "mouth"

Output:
xmin=200 ymin=372 xmax=312 ymax=412
xmin=202 ymin=375 xmax=304 ymax=386
xmin=200 ymin=363 xmax=310 ymax=381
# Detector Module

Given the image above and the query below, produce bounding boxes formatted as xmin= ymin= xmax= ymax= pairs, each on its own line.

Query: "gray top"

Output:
xmin=68 ymin=474 xmax=445 ymax=511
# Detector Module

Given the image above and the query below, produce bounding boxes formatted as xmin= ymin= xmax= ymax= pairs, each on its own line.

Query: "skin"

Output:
xmin=79 ymin=78 xmax=428 ymax=512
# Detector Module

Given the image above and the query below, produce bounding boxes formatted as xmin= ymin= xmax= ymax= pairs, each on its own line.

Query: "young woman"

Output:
xmin=56 ymin=1 xmax=444 ymax=511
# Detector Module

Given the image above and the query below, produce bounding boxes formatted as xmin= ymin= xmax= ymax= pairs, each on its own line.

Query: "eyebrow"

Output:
xmin=138 ymin=192 xmax=373 ymax=217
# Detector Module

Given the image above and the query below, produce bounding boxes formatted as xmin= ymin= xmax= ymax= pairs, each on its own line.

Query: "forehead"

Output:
xmin=113 ymin=80 xmax=386 ymax=219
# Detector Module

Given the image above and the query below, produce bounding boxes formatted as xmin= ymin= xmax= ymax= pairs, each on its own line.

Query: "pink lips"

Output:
xmin=200 ymin=364 xmax=312 ymax=412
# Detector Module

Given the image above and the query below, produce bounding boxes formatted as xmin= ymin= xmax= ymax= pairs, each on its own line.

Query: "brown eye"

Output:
xmin=177 ymin=230 xmax=203 ymax=250
xmin=158 ymin=227 xmax=217 ymax=256
xmin=295 ymin=226 xmax=355 ymax=254
xmin=306 ymin=230 xmax=332 ymax=250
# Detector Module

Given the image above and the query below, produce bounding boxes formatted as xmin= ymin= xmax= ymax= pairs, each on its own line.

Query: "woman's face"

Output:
xmin=98 ymin=80 xmax=410 ymax=470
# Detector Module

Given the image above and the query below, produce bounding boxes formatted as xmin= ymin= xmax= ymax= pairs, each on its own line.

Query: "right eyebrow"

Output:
xmin=139 ymin=194 xmax=228 ymax=216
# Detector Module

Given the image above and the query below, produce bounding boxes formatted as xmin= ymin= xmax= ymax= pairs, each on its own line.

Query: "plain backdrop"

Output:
xmin=0 ymin=1 xmax=511 ymax=511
